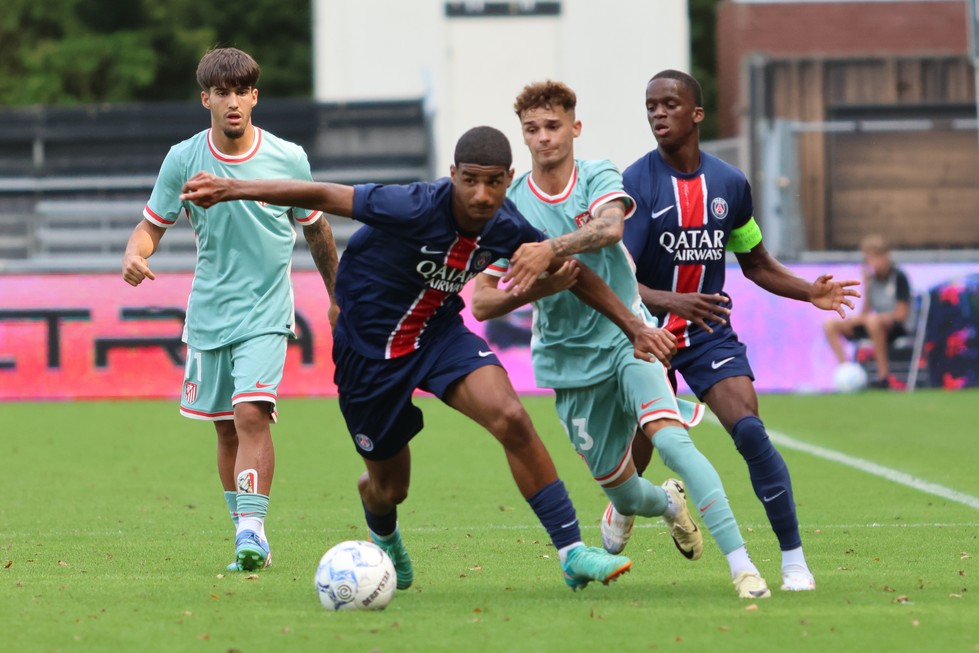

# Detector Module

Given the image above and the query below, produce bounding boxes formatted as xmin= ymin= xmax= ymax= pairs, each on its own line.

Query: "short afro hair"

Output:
xmin=454 ymin=126 xmax=512 ymax=168
xmin=651 ymin=69 xmax=703 ymax=108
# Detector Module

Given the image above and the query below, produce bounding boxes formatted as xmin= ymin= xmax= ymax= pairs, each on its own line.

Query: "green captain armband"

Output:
xmin=727 ymin=217 xmax=763 ymax=253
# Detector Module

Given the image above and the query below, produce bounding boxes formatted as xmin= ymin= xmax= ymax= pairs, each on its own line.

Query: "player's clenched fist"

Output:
xmin=180 ymin=171 xmax=231 ymax=208
xmin=122 ymin=254 xmax=156 ymax=287
xmin=632 ymin=325 xmax=677 ymax=367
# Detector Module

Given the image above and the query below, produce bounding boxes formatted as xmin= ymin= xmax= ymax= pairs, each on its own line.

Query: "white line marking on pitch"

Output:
xmin=703 ymin=415 xmax=979 ymax=511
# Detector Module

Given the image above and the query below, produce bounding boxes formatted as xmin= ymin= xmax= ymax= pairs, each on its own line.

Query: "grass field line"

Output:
xmin=711 ymin=415 xmax=979 ymax=511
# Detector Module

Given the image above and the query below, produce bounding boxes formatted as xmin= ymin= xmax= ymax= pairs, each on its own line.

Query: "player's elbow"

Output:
xmin=470 ymin=300 xmax=499 ymax=322
xmin=605 ymin=220 xmax=624 ymax=244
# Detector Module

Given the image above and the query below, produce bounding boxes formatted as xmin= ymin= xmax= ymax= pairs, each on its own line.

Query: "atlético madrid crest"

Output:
xmin=710 ymin=197 xmax=729 ymax=220
xmin=184 ymin=382 xmax=198 ymax=405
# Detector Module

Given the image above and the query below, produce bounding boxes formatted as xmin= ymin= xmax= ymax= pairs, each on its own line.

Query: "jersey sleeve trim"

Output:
xmin=484 ymin=261 xmax=508 ymax=278
xmin=144 ymin=204 xmax=177 ymax=227
xmin=294 ymin=210 xmax=323 ymax=225
xmin=727 ymin=216 xmax=763 ymax=253
xmin=589 ymin=191 xmax=636 ymax=220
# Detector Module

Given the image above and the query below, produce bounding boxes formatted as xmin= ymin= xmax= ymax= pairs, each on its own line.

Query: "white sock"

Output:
xmin=238 ymin=515 xmax=265 ymax=536
xmin=725 ymin=545 xmax=759 ymax=578
xmin=557 ymin=541 xmax=584 ymax=564
xmin=781 ymin=546 xmax=809 ymax=571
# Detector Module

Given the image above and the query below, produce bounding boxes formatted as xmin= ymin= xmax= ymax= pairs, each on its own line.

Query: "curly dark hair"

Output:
xmin=513 ymin=80 xmax=577 ymax=117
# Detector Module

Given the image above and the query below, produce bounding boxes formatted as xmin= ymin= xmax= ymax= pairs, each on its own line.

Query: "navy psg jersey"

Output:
xmin=336 ymin=177 xmax=546 ymax=359
xmin=622 ymin=149 xmax=753 ymax=349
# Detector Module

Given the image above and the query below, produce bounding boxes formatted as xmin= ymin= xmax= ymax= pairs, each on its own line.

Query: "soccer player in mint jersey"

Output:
xmin=472 ymin=81 xmax=771 ymax=599
xmin=620 ymin=70 xmax=861 ymax=592
xmin=179 ymin=126 xmax=679 ymax=592
xmin=122 ymin=48 xmax=340 ymax=573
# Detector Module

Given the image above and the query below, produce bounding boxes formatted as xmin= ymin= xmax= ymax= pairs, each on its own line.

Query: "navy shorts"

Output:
xmin=332 ymin=323 xmax=502 ymax=461
xmin=669 ymin=332 xmax=754 ymax=400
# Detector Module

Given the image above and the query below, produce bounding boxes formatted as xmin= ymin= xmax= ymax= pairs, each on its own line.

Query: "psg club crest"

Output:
xmin=184 ymin=382 xmax=198 ymax=405
xmin=710 ymin=197 xmax=729 ymax=220
xmin=355 ymin=433 xmax=375 ymax=452
xmin=472 ymin=250 xmax=494 ymax=272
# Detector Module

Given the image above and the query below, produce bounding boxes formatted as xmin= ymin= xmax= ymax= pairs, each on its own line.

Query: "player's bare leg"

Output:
xmin=704 ymin=376 xmax=815 ymax=591
xmin=214 ymin=420 xmax=246 ymax=570
xmin=231 ymin=400 xmax=275 ymax=571
xmin=359 ymin=449 xmax=414 ymax=589
xmin=445 ymin=365 xmax=631 ymax=590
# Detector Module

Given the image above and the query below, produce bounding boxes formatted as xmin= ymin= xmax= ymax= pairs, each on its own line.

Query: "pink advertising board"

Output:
xmin=1 ymin=262 xmax=976 ymax=400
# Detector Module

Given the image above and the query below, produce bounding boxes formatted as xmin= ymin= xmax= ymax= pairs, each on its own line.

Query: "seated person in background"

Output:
xmin=823 ymin=234 xmax=911 ymax=390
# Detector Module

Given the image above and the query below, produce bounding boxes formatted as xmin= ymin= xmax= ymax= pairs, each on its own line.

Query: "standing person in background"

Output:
xmin=472 ymin=80 xmax=772 ymax=599
xmin=179 ymin=126 xmax=670 ymax=592
xmin=619 ymin=69 xmax=861 ymax=591
xmin=122 ymin=47 xmax=340 ymax=572
xmin=823 ymin=234 xmax=911 ymax=390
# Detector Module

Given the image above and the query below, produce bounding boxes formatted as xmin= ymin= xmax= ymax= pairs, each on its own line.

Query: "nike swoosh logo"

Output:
xmin=711 ymin=356 xmax=735 ymax=370
xmin=255 ymin=381 xmax=275 ymax=388
xmin=640 ymin=398 xmax=661 ymax=410
xmin=699 ymin=499 xmax=717 ymax=513
xmin=651 ymin=205 xmax=674 ymax=219
xmin=763 ymin=490 xmax=786 ymax=503
xmin=478 ymin=350 xmax=494 ymax=357
xmin=421 ymin=245 xmax=444 ymax=255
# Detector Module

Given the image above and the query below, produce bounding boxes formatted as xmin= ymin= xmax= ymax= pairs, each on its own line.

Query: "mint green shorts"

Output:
xmin=179 ymin=333 xmax=287 ymax=422
xmin=554 ymin=341 xmax=703 ymax=486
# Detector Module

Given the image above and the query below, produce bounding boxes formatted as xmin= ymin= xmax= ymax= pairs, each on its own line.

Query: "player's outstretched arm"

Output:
xmin=180 ymin=172 xmax=356 ymax=217
xmin=570 ymin=262 xmax=676 ymax=365
xmin=471 ymin=260 xmax=580 ymax=321
xmin=504 ymin=199 xmax=626 ymax=295
xmin=736 ymin=241 xmax=860 ymax=317
xmin=302 ymin=218 xmax=341 ymax=327
xmin=637 ymin=283 xmax=731 ymax=334
xmin=122 ymin=219 xmax=165 ymax=287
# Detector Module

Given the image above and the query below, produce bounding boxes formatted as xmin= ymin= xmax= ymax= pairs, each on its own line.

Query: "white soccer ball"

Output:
xmin=315 ymin=540 xmax=396 ymax=611
xmin=833 ymin=362 xmax=868 ymax=393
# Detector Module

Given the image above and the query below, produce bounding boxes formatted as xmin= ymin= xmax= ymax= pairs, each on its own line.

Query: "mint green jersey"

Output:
xmin=144 ymin=127 xmax=322 ymax=350
xmin=501 ymin=159 xmax=646 ymax=388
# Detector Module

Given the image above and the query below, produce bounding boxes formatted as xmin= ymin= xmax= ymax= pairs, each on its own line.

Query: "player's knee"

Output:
xmin=486 ymin=401 xmax=534 ymax=447
xmin=731 ymin=415 xmax=771 ymax=459
xmin=234 ymin=401 xmax=273 ymax=435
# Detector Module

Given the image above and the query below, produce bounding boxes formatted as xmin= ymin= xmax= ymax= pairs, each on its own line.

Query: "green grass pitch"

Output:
xmin=2 ymin=390 xmax=977 ymax=652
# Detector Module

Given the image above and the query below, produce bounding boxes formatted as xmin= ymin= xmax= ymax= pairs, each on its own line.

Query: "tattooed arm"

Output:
xmin=302 ymin=217 xmax=341 ymax=328
xmin=504 ymin=198 xmax=626 ymax=294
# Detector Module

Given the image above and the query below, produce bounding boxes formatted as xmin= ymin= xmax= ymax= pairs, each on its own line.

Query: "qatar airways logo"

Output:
xmin=416 ymin=260 xmax=479 ymax=293
xmin=659 ymin=229 xmax=726 ymax=262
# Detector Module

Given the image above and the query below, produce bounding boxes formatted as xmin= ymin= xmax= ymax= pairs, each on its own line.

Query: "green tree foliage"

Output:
xmin=0 ymin=0 xmax=312 ymax=106
xmin=688 ymin=0 xmax=719 ymax=140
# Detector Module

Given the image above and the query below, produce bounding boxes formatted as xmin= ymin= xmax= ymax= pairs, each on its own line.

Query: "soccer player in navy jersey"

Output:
xmin=472 ymin=80 xmax=772 ymax=599
xmin=180 ymin=125 xmax=680 ymax=592
xmin=617 ymin=70 xmax=861 ymax=591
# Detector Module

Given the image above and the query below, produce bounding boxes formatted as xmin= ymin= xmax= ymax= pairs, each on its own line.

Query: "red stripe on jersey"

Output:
xmin=675 ymin=176 xmax=706 ymax=228
xmin=386 ymin=235 xmax=479 ymax=358
xmin=664 ymin=175 xmax=708 ymax=349
xmin=144 ymin=204 xmax=177 ymax=226
xmin=665 ymin=264 xmax=705 ymax=348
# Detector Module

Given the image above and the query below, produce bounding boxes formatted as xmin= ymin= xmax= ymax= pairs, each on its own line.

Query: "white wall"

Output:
xmin=314 ymin=0 xmax=689 ymax=176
